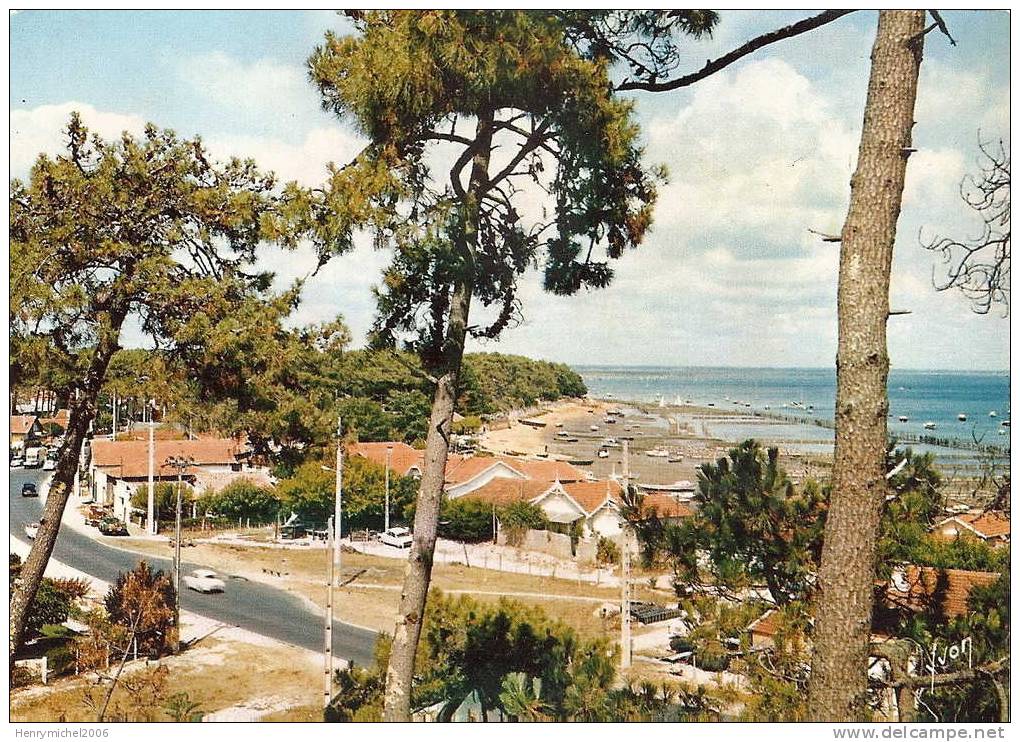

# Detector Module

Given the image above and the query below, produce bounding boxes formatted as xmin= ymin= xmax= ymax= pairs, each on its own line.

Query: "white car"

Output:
xmin=380 ymin=527 xmax=414 ymax=548
xmin=10 ymin=456 xmax=24 ymax=468
xmin=183 ymin=569 xmax=226 ymax=593
xmin=24 ymin=523 xmax=39 ymax=540
xmin=42 ymin=459 xmax=57 ymax=471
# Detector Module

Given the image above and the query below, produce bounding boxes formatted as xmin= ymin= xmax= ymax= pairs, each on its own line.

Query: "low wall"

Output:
xmin=520 ymin=528 xmax=573 ymax=560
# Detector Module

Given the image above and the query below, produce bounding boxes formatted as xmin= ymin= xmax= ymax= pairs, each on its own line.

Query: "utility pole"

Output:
xmin=112 ymin=392 xmax=117 ymax=441
xmin=323 ymin=515 xmax=335 ymax=714
xmin=384 ymin=444 xmax=392 ymax=532
xmin=620 ymin=440 xmax=632 ymax=669
xmin=165 ymin=454 xmax=193 ymax=654
xmin=147 ymin=406 xmax=155 ymax=534
xmin=334 ymin=417 xmax=343 ymax=586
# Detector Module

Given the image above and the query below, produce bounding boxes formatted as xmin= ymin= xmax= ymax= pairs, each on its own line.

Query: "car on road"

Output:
xmin=98 ymin=517 xmax=128 ymax=536
xmin=21 ymin=482 xmax=38 ymax=498
xmin=24 ymin=523 xmax=39 ymax=540
xmin=10 ymin=455 xmax=24 ymax=468
xmin=184 ymin=569 xmax=226 ymax=593
xmin=42 ymin=459 xmax=57 ymax=471
xmin=379 ymin=527 xmax=414 ymax=548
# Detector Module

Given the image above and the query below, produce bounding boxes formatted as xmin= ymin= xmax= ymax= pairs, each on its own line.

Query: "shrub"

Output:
xmin=597 ymin=537 xmax=620 ymax=565
xmin=438 ymin=498 xmax=494 ymax=543
xmin=104 ymin=561 xmax=176 ymax=658
xmin=452 ymin=415 xmax=483 ymax=435
xmin=203 ymin=478 xmax=279 ymax=525
xmin=498 ymin=501 xmax=547 ymax=545
xmin=669 ymin=635 xmax=695 ymax=654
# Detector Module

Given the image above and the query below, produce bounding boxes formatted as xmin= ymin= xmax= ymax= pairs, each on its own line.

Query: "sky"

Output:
xmin=9 ymin=10 xmax=1011 ymax=370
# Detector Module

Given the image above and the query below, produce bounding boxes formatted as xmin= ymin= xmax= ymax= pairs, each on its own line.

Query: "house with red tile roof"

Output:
xmin=932 ymin=511 xmax=1010 ymax=547
xmin=886 ymin=565 xmax=1000 ymax=619
xmin=39 ymin=408 xmax=71 ymax=434
xmin=89 ymin=437 xmax=271 ymax=522
xmin=461 ymin=476 xmax=693 ymax=539
xmin=347 ymin=441 xmax=583 ymax=499
xmin=10 ymin=415 xmax=42 ymax=451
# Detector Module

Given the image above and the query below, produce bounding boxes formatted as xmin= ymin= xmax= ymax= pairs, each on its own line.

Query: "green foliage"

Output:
xmin=307 ymin=11 xmax=662 ymax=372
xmin=276 ymin=455 xmax=417 ymax=531
xmin=439 ymin=498 xmax=495 ymax=543
xmin=10 ymin=554 xmax=88 ymax=641
xmin=460 ymin=354 xmax=587 ymax=414
xmin=451 ymin=415 xmax=482 ymax=435
xmin=596 ymin=537 xmax=620 ymax=566
xmin=163 ymin=692 xmax=204 ymax=722
xmin=203 ymin=478 xmax=280 ymax=525
xmin=130 ymin=482 xmax=180 ymax=523
xmin=498 ymin=501 xmax=548 ymax=546
xmin=635 ymin=440 xmax=825 ymax=606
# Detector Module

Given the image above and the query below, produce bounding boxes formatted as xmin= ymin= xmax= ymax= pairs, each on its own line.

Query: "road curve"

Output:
xmin=9 ymin=468 xmax=378 ymax=667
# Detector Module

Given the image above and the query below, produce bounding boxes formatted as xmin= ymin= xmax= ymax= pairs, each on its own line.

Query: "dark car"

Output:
xmin=98 ymin=518 xmax=128 ymax=536
xmin=21 ymin=482 xmax=38 ymax=498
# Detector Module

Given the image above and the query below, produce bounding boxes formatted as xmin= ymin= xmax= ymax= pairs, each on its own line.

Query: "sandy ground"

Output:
xmin=481 ymin=399 xmax=609 ymax=456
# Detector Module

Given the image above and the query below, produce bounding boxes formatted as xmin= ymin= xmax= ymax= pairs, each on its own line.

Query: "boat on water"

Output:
xmin=645 ymin=448 xmax=670 ymax=458
xmin=636 ymin=480 xmax=696 ymax=494
xmin=989 ymin=411 xmax=998 ymax=417
xmin=597 ymin=449 xmax=609 ymax=459
xmin=1001 ymin=420 xmax=1010 ymax=427
xmin=898 ymin=415 xmax=909 ymax=423
xmin=958 ymin=413 xmax=968 ymax=422
xmin=924 ymin=421 xmax=937 ymax=430
xmin=667 ymin=456 xmax=684 ymax=463
xmin=590 ymin=425 xmax=599 ymax=432
xmin=604 ymin=417 xmax=616 ymax=424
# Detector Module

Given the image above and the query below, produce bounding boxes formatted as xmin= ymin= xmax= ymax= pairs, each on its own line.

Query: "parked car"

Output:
xmin=183 ymin=569 xmax=226 ymax=593
xmin=10 ymin=455 xmax=24 ymax=468
xmin=21 ymin=482 xmax=38 ymax=498
xmin=85 ymin=506 xmax=107 ymax=527
xmin=24 ymin=523 xmax=39 ymax=540
xmin=98 ymin=517 xmax=128 ymax=536
xmin=42 ymin=459 xmax=57 ymax=471
xmin=380 ymin=527 xmax=414 ymax=548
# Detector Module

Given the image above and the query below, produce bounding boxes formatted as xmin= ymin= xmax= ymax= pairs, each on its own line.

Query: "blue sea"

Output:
xmin=575 ymin=366 xmax=1011 ymax=460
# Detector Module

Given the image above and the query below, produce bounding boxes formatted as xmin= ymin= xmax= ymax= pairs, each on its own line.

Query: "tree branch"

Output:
xmin=617 ymin=10 xmax=857 ymax=92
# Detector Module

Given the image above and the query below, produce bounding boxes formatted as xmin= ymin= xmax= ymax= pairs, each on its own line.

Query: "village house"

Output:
xmin=462 ymin=477 xmax=693 ymax=539
xmin=348 ymin=441 xmax=585 ymax=496
xmin=931 ymin=511 xmax=1010 ymax=547
xmin=748 ymin=565 xmax=1000 ymax=650
xmin=38 ymin=408 xmax=71 ymax=435
xmin=88 ymin=437 xmax=272 ymax=523
xmin=10 ymin=414 xmax=43 ymax=452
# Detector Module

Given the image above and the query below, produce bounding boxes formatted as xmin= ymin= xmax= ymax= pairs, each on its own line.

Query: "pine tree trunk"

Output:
xmin=9 ymin=306 xmax=127 ymax=665
xmin=807 ymin=10 xmax=925 ymax=721
xmin=382 ymin=110 xmax=494 ymax=721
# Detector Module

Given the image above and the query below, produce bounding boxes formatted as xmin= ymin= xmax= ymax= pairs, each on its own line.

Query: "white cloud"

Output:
xmin=205 ymin=126 xmax=367 ymax=187
xmin=176 ymin=51 xmax=320 ymax=121
xmin=10 ymin=101 xmax=146 ymax=177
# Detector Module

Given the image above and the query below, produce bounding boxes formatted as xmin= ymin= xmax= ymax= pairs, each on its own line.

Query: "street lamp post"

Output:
xmin=165 ymin=454 xmax=194 ymax=653
xmin=384 ymin=445 xmax=392 ymax=532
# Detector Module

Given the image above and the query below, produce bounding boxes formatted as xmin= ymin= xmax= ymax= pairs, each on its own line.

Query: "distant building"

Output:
xmin=932 ymin=511 xmax=1010 ymax=547
xmin=88 ymin=437 xmax=271 ymax=522
xmin=463 ymin=477 xmax=693 ymax=539
xmin=38 ymin=408 xmax=71 ymax=435
xmin=10 ymin=415 xmax=42 ymax=451
xmin=886 ymin=565 xmax=1000 ymax=619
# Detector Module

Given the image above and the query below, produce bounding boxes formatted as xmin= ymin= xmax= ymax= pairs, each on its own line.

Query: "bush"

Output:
xmin=669 ymin=635 xmax=695 ymax=654
xmin=438 ymin=498 xmax=494 ymax=543
xmin=452 ymin=415 xmax=483 ymax=435
xmin=498 ymin=501 xmax=547 ymax=545
xmin=130 ymin=482 xmax=182 ymax=522
xmin=203 ymin=478 xmax=279 ymax=525
xmin=596 ymin=537 xmax=620 ymax=565
xmin=105 ymin=561 xmax=176 ymax=658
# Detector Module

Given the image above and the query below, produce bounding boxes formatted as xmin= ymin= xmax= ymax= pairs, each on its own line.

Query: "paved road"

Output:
xmin=10 ymin=468 xmax=378 ymax=667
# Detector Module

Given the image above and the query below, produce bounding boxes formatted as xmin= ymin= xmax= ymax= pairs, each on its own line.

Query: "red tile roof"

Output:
xmin=348 ymin=442 xmax=423 ymax=477
xmin=460 ymin=478 xmax=554 ymax=507
xmin=39 ymin=409 xmax=71 ymax=428
xmin=641 ymin=493 xmax=695 ymax=519
xmin=11 ymin=415 xmax=39 ymax=435
xmin=957 ymin=511 xmax=1010 ymax=539
xmin=887 ymin=566 xmax=999 ymax=618
xmin=747 ymin=609 xmax=780 ymax=638
xmin=91 ymin=438 xmax=247 ymax=478
xmin=560 ymin=480 xmax=623 ymax=514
